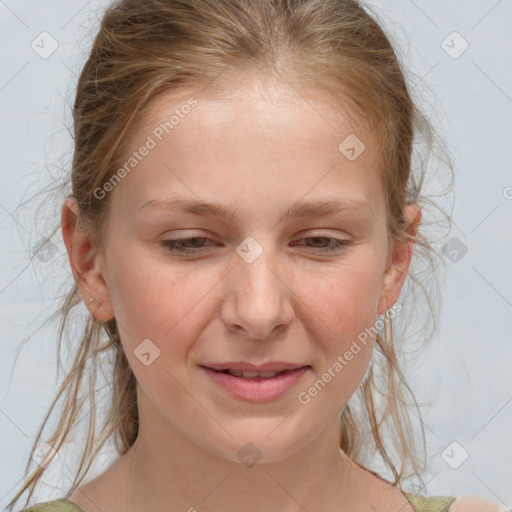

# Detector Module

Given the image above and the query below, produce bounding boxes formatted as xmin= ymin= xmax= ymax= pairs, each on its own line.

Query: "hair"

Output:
xmin=7 ymin=0 xmax=454 ymax=509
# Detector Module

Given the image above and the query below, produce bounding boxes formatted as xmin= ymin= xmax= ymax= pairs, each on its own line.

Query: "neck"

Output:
xmin=115 ymin=395 xmax=360 ymax=512
xmin=68 ymin=384 xmax=383 ymax=512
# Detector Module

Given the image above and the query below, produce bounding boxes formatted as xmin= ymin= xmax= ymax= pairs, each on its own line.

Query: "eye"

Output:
xmin=161 ymin=236 xmax=354 ymax=255
xmin=290 ymin=236 xmax=354 ymax=254
xmin=161 ymin=236 xmax=214 ymax=254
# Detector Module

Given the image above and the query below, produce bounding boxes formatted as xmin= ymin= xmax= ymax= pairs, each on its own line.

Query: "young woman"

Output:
xmin=7 ymin=1 xmax=505 ymax=511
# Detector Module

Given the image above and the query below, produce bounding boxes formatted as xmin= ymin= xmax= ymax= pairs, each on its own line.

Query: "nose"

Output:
xmin=220 ymin=242 xmax=295 ymax=341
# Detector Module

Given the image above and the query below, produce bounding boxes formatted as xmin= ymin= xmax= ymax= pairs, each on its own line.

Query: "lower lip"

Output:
xmin=200 ymin=366 xmax=310 ymax=402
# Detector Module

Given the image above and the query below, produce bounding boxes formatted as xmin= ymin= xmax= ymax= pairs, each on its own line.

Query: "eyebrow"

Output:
xmin=137 ymin=197 xmax=370 ymax=220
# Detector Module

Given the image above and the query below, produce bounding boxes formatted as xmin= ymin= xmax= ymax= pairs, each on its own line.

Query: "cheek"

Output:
xmin=105 ymin=242 xmax=186 ymax=340
xmin=304 ymin=261 xmax=383 ymax=338
xmin=107 ymin=256 xmax=207 ymax=399
xmin=296 ymin=262 xmax=381 ymax=396
xmin=106 ymin=242 xmax=221 ymax=362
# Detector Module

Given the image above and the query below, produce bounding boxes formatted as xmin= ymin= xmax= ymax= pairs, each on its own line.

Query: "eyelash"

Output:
xmin=161 ymin=236 xmax=354 ymax=255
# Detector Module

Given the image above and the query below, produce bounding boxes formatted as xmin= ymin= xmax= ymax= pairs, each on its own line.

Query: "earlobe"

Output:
xmin=61 ymin=196 xmax=115 ymax=322
xmin=376 ymin=203 xmax=422 ymax=316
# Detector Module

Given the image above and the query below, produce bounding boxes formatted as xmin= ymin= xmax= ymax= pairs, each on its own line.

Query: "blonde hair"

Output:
xmin=8 ymin=0 xmax=454 ymax=509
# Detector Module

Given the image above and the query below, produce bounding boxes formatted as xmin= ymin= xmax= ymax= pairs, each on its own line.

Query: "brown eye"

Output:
xmin=290 ymin=237 xmax=354 ymax=254
xmin=161 ymin=237 xmax=214 ymax=254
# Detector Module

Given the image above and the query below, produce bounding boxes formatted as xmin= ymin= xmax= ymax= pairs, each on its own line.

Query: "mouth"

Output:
xmin=205 ymin=367 xmax=308 ymax=379
xmin=199 ymin=365 xmax=311 ymax=402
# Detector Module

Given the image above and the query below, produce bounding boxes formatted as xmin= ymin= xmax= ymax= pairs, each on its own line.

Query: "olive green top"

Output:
xmin=403 ymin=492 xmax=457 ymax=511
xmin=20 ymin=493 xmax=458 ymax=512
xmin=20 ymin=499 xmax=82 ymax=512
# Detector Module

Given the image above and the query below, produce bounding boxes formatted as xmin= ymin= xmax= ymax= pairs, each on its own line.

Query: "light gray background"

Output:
xmin=1 ymin=0 xmax=511 ymax=509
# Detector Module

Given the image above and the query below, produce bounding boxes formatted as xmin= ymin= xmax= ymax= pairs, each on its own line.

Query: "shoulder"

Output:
xmin=19 ymin=498 xmax=84 ymax=512
xmin=448 ymin=496 xmax=508 ymax=512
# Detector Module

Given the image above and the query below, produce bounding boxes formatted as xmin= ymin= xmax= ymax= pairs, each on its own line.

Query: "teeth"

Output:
xmin=226 ymin=370 xmax=284 ymax=378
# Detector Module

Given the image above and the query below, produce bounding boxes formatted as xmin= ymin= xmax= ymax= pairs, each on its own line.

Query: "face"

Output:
xmin=65 ymin=77 xmax=418 ymax=464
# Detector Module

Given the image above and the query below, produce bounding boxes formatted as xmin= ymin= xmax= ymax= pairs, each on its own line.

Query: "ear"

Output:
xmin=377 ymin=202 xmax=422 ymax=316
xmin=61 ymin=195 xmax=115 ymax=321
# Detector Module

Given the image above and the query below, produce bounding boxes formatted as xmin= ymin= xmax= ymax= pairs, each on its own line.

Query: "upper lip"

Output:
xmin=202 ymin=362 xmax=310 ymax=372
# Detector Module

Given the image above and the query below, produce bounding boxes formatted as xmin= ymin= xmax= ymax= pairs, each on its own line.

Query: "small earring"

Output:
xmin=89 ymin=298 xmax=101 ymax=309
xmin=89 ymin=299 xmax=101 ymax=309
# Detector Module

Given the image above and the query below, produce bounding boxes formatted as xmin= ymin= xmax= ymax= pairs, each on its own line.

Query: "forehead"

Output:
xmin=141 ymin=73 xmax=369 ymax=140
xmin=115 ymin=76 xmax=385 ymax=215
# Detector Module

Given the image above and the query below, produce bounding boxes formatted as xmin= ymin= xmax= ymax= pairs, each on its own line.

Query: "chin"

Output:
xmin=199 ymin=422 xmax=314 ymax=466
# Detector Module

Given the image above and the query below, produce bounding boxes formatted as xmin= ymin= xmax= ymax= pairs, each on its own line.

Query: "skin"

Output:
xmin=62 ymin=76 xmax=421 ymax=512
